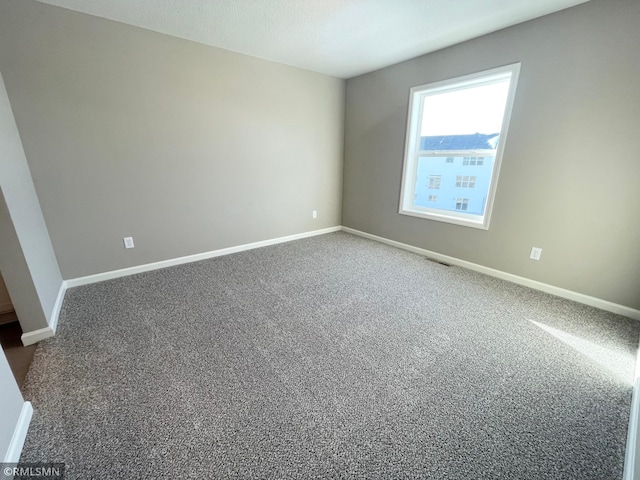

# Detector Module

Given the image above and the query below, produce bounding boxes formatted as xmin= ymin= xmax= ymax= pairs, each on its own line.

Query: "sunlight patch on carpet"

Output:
xmin=529 ymin=319 xmax=635 ymax=385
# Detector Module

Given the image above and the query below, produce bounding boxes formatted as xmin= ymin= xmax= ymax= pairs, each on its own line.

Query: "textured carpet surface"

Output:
xmin=20 ymin=232 xmax=639 ymax=479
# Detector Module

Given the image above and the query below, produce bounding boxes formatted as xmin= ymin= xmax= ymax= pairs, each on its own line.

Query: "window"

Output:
xmin=428 ymin=175 xmax=441 ymax=189
xmin=455 ymin=176 xmax=476 ymax=188
xmin=399 ymin=64 xmax=520 ymax=229
xmin=455 ymin=198 xmax=469 ymax=211
xmin=428 ymin=195 xmax=438 ymax=202
xmin=462 ymin=157 xmax=484 ymax=166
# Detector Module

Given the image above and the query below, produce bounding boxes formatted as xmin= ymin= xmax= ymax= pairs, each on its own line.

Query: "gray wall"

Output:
xmin=0 ymin=0 xmax=344 ymax=279
xmin=0 ymin=193 xmax=48 ymax=332
xmin=0 ymin=70 xmax=62 ymax=332
xmin=0 ymin=273 xmax=13 ymax=312
xmin=0 ymin=347 xmax=25 ymax=460
xmin=343 ymin=0 xmax=640 ymax=310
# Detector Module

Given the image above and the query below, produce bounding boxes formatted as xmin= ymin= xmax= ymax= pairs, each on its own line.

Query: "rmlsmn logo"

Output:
xmin=1 ymin=463 xmax=65 ymax=480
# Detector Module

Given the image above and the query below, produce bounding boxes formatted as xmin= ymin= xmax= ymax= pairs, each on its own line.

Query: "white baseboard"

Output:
xmin=65 ymin=226 xmax=342 ymax=288
xmin=19 ymin=281 xmax=65 ymax=346
xmin=3 ymin=401 xmax=32 ymax=463
xmin=623 ymin=338 xmax=640 ymax=480
xmin=341 ymin=227 xmax=640 ymax=321
xmin=48 ymin=281 xmax=67 ymax=333
xmin=21 ymin=326 xmax=54 ymax=346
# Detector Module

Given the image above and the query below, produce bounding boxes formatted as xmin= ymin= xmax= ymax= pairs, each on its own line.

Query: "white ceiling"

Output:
xmin=36 ymin=0 xmax=591 ymax=78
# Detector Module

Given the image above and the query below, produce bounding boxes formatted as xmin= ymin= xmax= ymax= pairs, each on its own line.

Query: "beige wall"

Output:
xmin=0 ymin=0 xmax=344 ymax=279
xmin=0 ymin=347 xmax=26 ymax=461
xmin=0 ymin=192 xmax=49 ymax=332
xmin=343 ymin=0 xmax=640 ymax=310
xmin=0 ymin=273 xmax=12 ymax=313
xmin=0 ymin=69 xmax=61 ymax=333
xmin=1 ymin=0 xmax=637 ymax=312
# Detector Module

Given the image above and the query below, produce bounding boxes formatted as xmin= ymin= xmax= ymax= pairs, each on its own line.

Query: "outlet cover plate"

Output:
xmin=530 ymin=247 xmax=542 ymax=260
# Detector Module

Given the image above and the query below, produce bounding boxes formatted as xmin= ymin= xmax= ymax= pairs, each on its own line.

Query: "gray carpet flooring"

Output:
xmin=20 ymin=232 xmax=639 ymax=479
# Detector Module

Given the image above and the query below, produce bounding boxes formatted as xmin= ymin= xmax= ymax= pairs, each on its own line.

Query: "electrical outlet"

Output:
xmin=123 ymin=236 xmax=135 ymax=249
xmin=530 ymin=247 xmax=542 ymax=261
xmin=312 ymin=210 xmax=317 ymax=219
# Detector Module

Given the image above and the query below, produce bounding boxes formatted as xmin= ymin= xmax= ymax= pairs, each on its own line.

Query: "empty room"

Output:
xmin=1 ymin=0 xmax=639 ymax=478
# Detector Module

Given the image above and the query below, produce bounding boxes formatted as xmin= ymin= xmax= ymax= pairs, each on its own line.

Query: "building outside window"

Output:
xmin=462 ymin=157 xmax=484 ymax=166
xmin=455 ymin=198 xmax=469 ymax=211
xmin=455 ymin=175 xmax=477 ymax=188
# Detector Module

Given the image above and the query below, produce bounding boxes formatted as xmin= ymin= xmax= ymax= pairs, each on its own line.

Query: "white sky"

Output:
xmin=421 ymin=80 xmax=510 ymax=136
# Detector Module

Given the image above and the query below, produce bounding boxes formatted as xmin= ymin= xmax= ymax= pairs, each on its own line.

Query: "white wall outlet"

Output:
xmin=123 ymin=236 xmax=135 ymax=249
xmin=312 ymin=210 xmax=317 ymax=219
xmin=530 ymin=247 xmax=542 ymax=261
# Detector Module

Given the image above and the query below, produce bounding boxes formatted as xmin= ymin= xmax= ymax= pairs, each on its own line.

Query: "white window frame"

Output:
xmin=398 ymin=63 xmax=520 ymax=229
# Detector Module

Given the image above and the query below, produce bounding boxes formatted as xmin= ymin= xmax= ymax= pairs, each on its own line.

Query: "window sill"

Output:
xmin=398 ymin=207 xmax=490 ymax=230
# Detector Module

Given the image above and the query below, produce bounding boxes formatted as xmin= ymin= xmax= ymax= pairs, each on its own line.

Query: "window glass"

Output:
xmin=399 ymin=64 xmax=520 ymax=229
